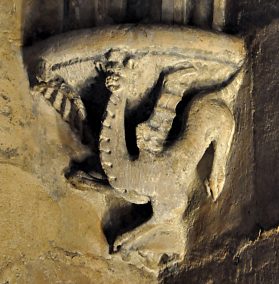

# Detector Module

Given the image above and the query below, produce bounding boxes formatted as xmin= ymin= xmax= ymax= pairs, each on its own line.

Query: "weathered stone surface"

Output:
xmin=22 ymin=23 xmax=246 ymax=272
xmin=252 ymin=21 xmax=279 ymax=230
xmin=0 ymin=2 xmax=155 ymax=282
xmin=163 ymin=228 xmax=279 ymax=283
xmin=1 ymin=0 xmax=279 ymax=283
xmin=22 ymin=0 xmax=232 ymax=44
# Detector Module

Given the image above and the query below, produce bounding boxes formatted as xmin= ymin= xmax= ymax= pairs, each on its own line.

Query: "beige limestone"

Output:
xmin=0 ymin=1 xmax=155 ymax=283
xmin=22 ymin=23 xmax=245 ymax=272
xmin=1 ymin=0 xmax=279 ymax=283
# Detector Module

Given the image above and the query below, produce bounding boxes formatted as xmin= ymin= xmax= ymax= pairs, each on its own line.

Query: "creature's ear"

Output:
xmin=31 ymin=78 xmax=87 ymax=138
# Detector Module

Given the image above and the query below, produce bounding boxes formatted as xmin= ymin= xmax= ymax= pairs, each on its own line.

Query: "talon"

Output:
xmin=204 ymin=178 xmax=212 ymax=197
xmin=205 ymin=174 xmax=224 ymax=202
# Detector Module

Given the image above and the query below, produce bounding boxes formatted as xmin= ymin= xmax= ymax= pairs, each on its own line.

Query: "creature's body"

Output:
xmin=24 ymin=25 xmax=245 ymax=264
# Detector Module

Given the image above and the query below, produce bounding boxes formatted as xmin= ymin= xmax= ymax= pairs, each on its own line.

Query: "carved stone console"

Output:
xmin=23 ymin=22 xmax=245 ymax=272
xmin=6 ymin=0 xmax=279 ymax=282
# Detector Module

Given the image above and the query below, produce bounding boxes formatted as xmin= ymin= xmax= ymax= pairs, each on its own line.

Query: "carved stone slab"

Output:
xmin=24 ymin=25 xmax=245 ymax=271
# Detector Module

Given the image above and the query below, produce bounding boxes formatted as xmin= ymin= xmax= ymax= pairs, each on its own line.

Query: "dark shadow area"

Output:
xmin=21 ymin=0 xmax=240 ymax=46
xmin=80 ymin=69 xmax=110 ymax=146
xmin=102 ymin=201 xmax=153 ymax=254
xmin=64 ymin=154 xmax=108 ymax=185
xmin=189 ymin=0 xmax=213 ymax=29
xmin=235 ymin=0 xmax=279 ymax=35
xmin=165 ymin=71 xmax=240 ymax=149
xmin=64 ymin=71 xmax=111 ymax=183
xmin=124 ymin=72 xmax=165 ymax=159
xmin=197 ymin=142 xmax=214 ymax=183
xmin=251 ymin=21 xmax=279 ymax=231
xmin=126 ymin=0 xmax=153 ymax=23
xmin=165 ymin=90 xmax=197 ymax=147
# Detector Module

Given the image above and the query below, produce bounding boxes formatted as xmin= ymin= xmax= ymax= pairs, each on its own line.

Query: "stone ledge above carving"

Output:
xmin=22 ymin=0 xmax=233 ymax=44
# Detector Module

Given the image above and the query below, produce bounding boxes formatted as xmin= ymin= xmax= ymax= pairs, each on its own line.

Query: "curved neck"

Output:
xmin=99 ymin=91 xmax=150 ymax=204
xmin=99 ymin=90 xmax=134 ymax=192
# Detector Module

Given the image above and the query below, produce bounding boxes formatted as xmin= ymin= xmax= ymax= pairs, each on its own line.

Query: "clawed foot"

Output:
xmin=205 ymin=170 xmax=225 ymax=201
xmin=112 ymin=223 xmax=185 ymax=269
xmin=112 ymin=223 xmax=156 ymax=253
xmin=66 ymin=170 xmax=108 ymax=190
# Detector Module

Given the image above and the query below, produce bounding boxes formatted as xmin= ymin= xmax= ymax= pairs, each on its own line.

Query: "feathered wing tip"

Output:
xmin=31 ymin=78 xmax=87 ymax=138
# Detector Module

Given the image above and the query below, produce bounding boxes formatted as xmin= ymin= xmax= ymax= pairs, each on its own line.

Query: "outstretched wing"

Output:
xmin=136 ymin=60 xmax=240 ymax=155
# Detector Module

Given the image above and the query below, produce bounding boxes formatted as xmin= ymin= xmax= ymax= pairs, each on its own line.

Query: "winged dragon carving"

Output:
xmin=24 ymin=25 xmax=245 ymax=267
